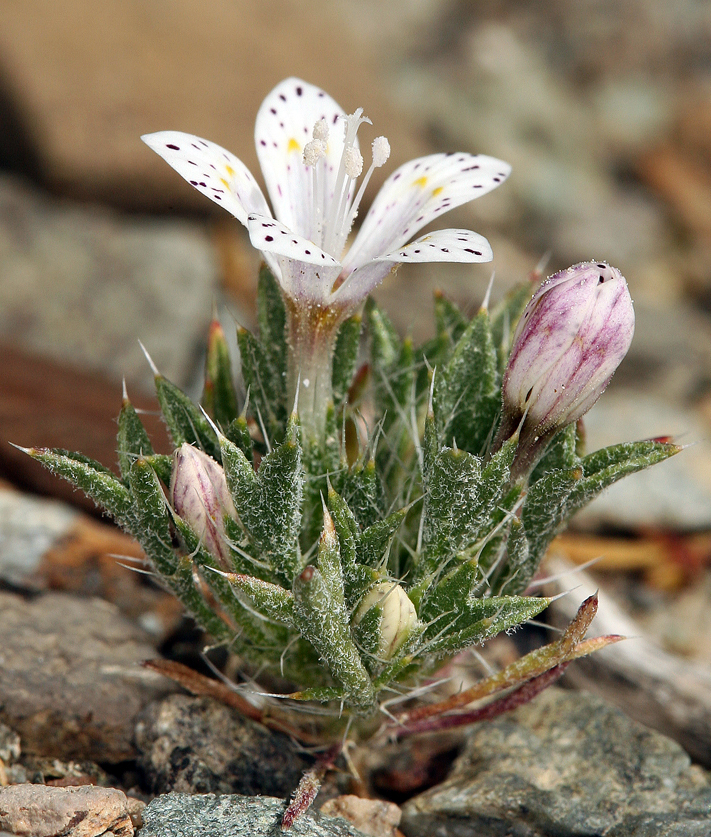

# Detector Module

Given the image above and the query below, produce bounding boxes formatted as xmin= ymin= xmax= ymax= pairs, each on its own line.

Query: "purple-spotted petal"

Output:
xmin=343 ymin=153 xmax=510 ymax=270
xmin=247 ymin=213 xmax=342 ymax=304
xmin=247 ymin=213 xmax=341 ymax=267
xmin=255 ymin=78 xmax=352 ymax=240
xmin=379 ymin=229 xmax=493 ymax=264
xmin=141 ymin=131 xmax=271 ymax=225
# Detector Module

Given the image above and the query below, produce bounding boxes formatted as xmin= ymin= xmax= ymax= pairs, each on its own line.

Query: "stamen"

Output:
xmin=303 ymin=136 xmax=327 ymax=243
xmin=312 ymin=118 xmax=329 ymax=142
xmin=322 ymin=108 xmax=371 ymax=257
xmin=342 ymin=134 xmax=391 ymax=245
xmin=303 ymin=139 xmax=326 ymax=167
xmin=343 ymin=146 xmax=363 ymax=178
xmin=371 ymin=136 xmax=390 ymax=168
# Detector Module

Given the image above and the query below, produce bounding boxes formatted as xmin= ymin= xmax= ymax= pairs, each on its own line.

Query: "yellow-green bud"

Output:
xmin=353 ymin=582 xmax=418 ymax=660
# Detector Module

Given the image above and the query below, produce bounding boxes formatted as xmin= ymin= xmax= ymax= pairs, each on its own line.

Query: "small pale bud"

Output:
xmin=371 ymin=136 xmax=390 ymax=167
xmin=170 ymin=443 xmax=236 ymax=567
xmin=353 ymin=582 xmax=418 ymax=660
xmin=498 ymin=261 xmax=635 ymax=474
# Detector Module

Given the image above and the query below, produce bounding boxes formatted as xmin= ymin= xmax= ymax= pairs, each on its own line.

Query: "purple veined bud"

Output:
xmin=495 ymin=261 xmax=635 ymax=477
xmin=170 ymin=443 xmax=236 ymax=568
xmin=353 ymin=581 xmax=418 ymax=660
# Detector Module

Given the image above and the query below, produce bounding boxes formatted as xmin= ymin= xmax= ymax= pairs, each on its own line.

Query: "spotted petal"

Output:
xmin=141 ymin=131 xmax=270 ymax=225
xmin=343 ymin=153 xmax=510 ymax=270
xmin=255 ymin=78 xmax=354 ymax=241
xmin=247 ymin=213 xmax=342 ymax=303
xmin=379 ymin=229 xmax=493 ymax=263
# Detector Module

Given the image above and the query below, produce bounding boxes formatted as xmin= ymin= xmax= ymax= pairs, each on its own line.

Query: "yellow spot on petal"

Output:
xmin=432 ymin=186 xmax=443 ymax=196
xmin=225 ymin=165 xmax=235 ymax=177
xmin=287 ymin=138 xmax=301 ymax=153
xmin=413 ymin=176 xmax=428 ymax=188
xmin=220 ymin=178 xmax=230 ymax=188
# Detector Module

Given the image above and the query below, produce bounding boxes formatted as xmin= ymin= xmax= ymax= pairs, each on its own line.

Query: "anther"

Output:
xmin=312 ymin=118 xmax=329 ymax=141
xmin=372 ymin=136 xmax=390 ymax=167
xmin=344 ymin=146 xmax=364 ymax=178
xmin=303 ymin=138 xmax=326 ymax=167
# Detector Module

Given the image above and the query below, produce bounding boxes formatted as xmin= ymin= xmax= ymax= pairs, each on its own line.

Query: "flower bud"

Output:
xmin=353 ymin=582 xmax=418 ymax=660
xmin=170 ymin=443 xmax=236 ymax=568
xmin=498 ymin=261 xmax=635 ymax=475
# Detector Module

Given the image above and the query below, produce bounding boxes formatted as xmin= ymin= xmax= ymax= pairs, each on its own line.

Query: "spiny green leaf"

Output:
xmin=422 ymin=595 xmax=550 ymax=657
xmin=357 ymin=509 xmax=407 ymax=569
xmin=117 ymin=396 xmax=154 ymax=482
xmin=293 ymin=565 xmax=375 ymax=709
xmin=434 ymin=291 xmax=468 ymax=346
xmin=202 ymin=318 xmax=239 ymax=427
xmin=507 ymin=439 xmax=681 ymax=595
xmin=341 ymin=459 xmax=385 ymax=530
xmin=530 ymin=422 xmax=580 ymax=482
xmin=225 ymin=573 xmax=296 ymax=627
xmin=225 ymin=413 xmax=254 ymax=464
xmin=420 ymin=445 xmax=482 ymax=575
xmin=419 ymin=559 xmax=481 ymax=626
xmin=142 ymin=453 xmax=173 ymax=487
xmin=169 ymin=556 xmax=233 ymax=641
xmin=434 ymin=306 xmax=500 ymax=456
xmin=256 ymin=263 xmax=287 ymax=388
xmin=237 ymin=326 xmax=286 ymax=443
xmin=490 ymin=281 xmax=534 ymax=371
xmin=327 ymin=485 xmax=358 ymax=574
xmin=317 ymin=510 xmax=346 ymax=610
xmin=27 ymin=447 xmax=133 ymax=528
xmin=332 ymin=315 xmax=362 ymax=411
xmin=352 ymin=600 xmax=383 ymax=661
xmin=366 ymin=297 xmax=401 ymax=373
xmin=126 ymin=458 xmax=180 ymax=577
xmin=220 ymin=421 xmax=303 ymax=585
xmin=581 ymin=438 xmax=680 ymax=479
xmin=154 ymin=375 xmax=220 ymax=460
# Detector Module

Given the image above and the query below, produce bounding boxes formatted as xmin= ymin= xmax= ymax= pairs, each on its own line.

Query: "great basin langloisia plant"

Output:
xmin=23 ymin=77 xmax=678 ymax=818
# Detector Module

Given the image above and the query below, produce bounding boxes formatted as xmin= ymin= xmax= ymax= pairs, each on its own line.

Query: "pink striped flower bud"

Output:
xmin=170 ymin=444 xmax=236 ymax=568
xmin=497 ymin=261 xmax=635 ymax=476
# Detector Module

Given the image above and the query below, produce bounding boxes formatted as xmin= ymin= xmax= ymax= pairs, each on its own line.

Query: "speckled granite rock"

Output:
xmin=0 ymin=784 xmax=134 ymax=837
xmin=0 ymin=173 xmax=216 ymax=388
xmin=0 ymin=591 xmax=174 ymax=763
xmin=134 ymin=694 xmax=309 ymax=798
xmin=139 ymin=793 xmax=370 ymax=837
xmin=401 ymin=687 xmax=711 ymax=837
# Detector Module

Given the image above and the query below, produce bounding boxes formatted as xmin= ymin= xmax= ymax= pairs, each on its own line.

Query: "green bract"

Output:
xmin=27 ymin=264 xmax=679 ymax=716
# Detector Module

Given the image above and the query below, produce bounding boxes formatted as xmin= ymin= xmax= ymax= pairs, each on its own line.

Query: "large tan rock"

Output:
xmin=0 ymin=0 xmax=422 ymax=211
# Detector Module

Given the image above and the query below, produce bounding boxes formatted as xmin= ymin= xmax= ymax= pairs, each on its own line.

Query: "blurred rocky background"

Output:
xmin=1 ymin=2 xmax=711 ymax=833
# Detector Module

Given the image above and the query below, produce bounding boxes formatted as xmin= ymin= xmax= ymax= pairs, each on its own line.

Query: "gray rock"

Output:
xmin=0 ymin=783 xmax=133 ymax=837
xmin=0 ymin=488 xmax=77 ymax=589
xmin=319 ymin=796 xmax=402 ymax=837
xmin=576 ymin=391 xmax=711 ymax=530
xmin=139 ymin=793 xmax=370 ymax=837
xmin=0 ymin=174 xmax=216 ymax=389
xmin=0 ymin=591 xmax=173 ymax=763
xmin=0 ymin=723 xmax=21 ymax=765
xmin=134 ymin=694 xmax=309 ymax=798
xmin=401 ymin=688 xmax=711 ymax=837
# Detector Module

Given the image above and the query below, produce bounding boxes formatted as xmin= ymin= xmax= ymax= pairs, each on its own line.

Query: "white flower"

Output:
xmin=142 ymin=78 xmax=510 ymax=316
